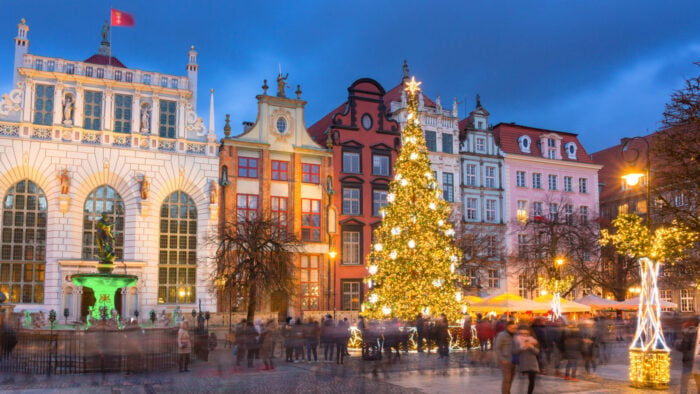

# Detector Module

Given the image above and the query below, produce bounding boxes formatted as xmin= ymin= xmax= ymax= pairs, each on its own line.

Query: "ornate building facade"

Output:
xmin=0 ymin=20 xmax=219 ymax=320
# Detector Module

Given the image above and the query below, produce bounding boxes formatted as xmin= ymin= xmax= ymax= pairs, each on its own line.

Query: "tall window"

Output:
xmin=466 ymin=198 xmax=478 ymax=220
xmin=549 ymin=203 xmax=559 ymax=221
xmin=484 ymin=167 xmax=496 ymax=188
xmin=114 ymin=70 xmax=122 ymax=81
xmin=46 ymin=60 xmax=55 ymax=72
xmin=516 ymin=171 xmax=526 ymax=187
xmin=160 ymin=77 xmax=168 ymax=88
xmin=465 ymin=164 xmax=477 ymax=186
xmin=33 ymin=84 xmax=54 ymax=125
xmin=681 ymin=289 xmax=695 ymax=312
xmin=236 ymin=194 xmax=258 ymax=221
xmin=564 ymin=176 xmax=573 ymax=192
xmin=0 ymin=180 xmax=47 ymax=303
xmin=487 ymin=235 xmax=498 ymax=257
xmin=485 ymin=199 xmax=497 ymax=222
xmin=659 ymin=289 xmax=672 ymax=303
xmin=465 ymin=266 xmax=478 ymax=288
xmin=159 ymin=99 xmax=177 ymax=138
xmin=442 ymin=173 xmax=454 ymax=202
xmin=82 ymin=185 xmax=124 ymax=260
xmin=113 ymin=94 xmax=132 ymax=133
xmin=271 ymin=160 xmax=289 ymax=181
xmin=425 ymin=131 xmax=437 ymax=152
xmin=301 ymin=199 xmax=321 ymax=242
xmin=85 ymin=66 xmax=93 ymax=77
xmin=158 ymin=191 xmax=197 ymax=304
xmin=518 ymin=234 xmax=528 ymax=258
xmin=342 ymin=230 xmax=361 ymax=265
xmin=579 ymin=178 xmax=588 ymax=193
xmin=83 ymin=91 xmax=103 ymax=130
xmin=532 ymin=173 xmax=542 ymax=189
xmin=96 ymin=68 xmax=104 ymax=79
xmin=579 ymin=206 xmax=589 ymax=223
xmin=488 ymin=269 xmax=500 ymax=288
xmin=342 ymin=187 xmax=361 ymax=215
xmin=66 ymin=64 xmax=75 ymax=75
xmin=171 ymin=79 xmax=179 ymax=89
xmin=518 ymin=275 xmax=530 ymax=298
xmin=476 ymin=137 xmax=486 ymax=152
xmin=142 ymin=74 xmax=151 ymax=85
xmin=125 ymin=72 xmax=133 ymax=82
xmin=238 ymin=157 xmax=258 ymax=178
xmin=517 ymin=200 xmax=528 ymax=223
xmin=564 ymin=204 xmax=574 ymax=225
xmin=34 ymin=59 xmax=43 ymax=71
xmin=341 ymin=280 xmax=362 ymax=310
xmin=372 ymin=154 xmax=390 ymax=176
xmin=372 ymin=188 xmax=388 ymax=216
xmin=271 ymin=196 xmax=288 ymax=233
xmin=548 ymin=174 xmax=558 ymax=190
xmin=302 ymin=163 xmax=320 ymax=184
xmin=300 ymin=255 xmax=319 ymax=310
xmin=533 ymin=202 xmax=543 ymax=217
xmin=442 ymin=133 xmax=453 ymax=153
xmin=342 ymin=152 xmax=360 ymax=173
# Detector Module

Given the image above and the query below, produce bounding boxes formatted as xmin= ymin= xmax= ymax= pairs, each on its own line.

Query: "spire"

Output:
xmin=401 ymin=59 xmax=410 ymax=83
xmin=452 ymin=97 xmax=458 ymax=117
xmin=187 ymin=46 xmax=199 ymax=112
xmin=208 ymin=89 xmax=215 ymax=134
xmin=224 ymin=114 xmax=231 ymax=137
xmin=475 ymin=93 xmax=482 ymax=109
xmin=98 ymin=20 xmax=111 ymax=56
xmin=13 ymin=19 xmax=29 ymax=87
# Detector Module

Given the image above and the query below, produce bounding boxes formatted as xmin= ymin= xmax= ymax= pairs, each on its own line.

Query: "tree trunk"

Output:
xmin=247 ymin=285 xmax=257 ymax=322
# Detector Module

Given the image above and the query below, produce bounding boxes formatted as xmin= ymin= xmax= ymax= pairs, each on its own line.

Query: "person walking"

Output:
xmin=415 ymin=313 xmax=426 ymax=353
xmin=244 ymin=321 xmax=259 ymax=368
xmin=335 ymin=319 xmax=350 ymax=364
xmin=677 ymin=319 xmax=698 ymax=394
xmin=177 ymin=321 xmax=192 ymax=372
xmin=494 ymin=321 xmax=517 ymax=394
xmin=321 ymin=315 xmax=335 ymax=362
xmin=234 ymin=319 xmax=247 ymax=367
xmin=305 ymin=319 xmax=319 ymax=363
xmin=436 ymin=313 xmax=449 ymax=358
xmin=562 ymin=323 xmax=583 ymax=381
xmin=580 ymin=319 xmax=598 ymax=376
xmin=259 ymin=319 xmax=276 ymax=371
xmin=477 ymin=314 xmax=494 ymax=351
xmin=514 ymin=326 xmax=540 ymax=394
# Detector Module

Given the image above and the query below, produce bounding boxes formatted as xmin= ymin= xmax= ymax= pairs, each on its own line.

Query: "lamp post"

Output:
xmin=621 ymin=136 xmax=669 ymax=389
xmin=551 ymin=258 xmax=564 ymax=321
xmin=328 ymin=249 xmax=337 ymax=319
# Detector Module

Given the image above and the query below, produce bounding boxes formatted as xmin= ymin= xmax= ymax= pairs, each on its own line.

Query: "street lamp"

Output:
xmin=621 ymin=135 xmax=669 ymax=389
xmin=328 ymin=249 xmax=337 ymax=319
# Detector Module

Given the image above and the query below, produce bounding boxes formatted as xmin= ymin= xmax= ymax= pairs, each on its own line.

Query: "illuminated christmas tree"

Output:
xmin=363 ymin=77 xmax=464 ymax=322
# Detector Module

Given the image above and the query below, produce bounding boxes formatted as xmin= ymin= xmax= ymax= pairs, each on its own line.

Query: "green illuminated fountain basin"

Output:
xmin=71 ymin=273 xmax=138 ymax=320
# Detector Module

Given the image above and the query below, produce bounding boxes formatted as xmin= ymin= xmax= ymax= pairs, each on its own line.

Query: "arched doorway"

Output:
xmin=270 ymin=290 xmax=288 ymax=322
xmin=80 ymin=288 xmax=95 ymax=321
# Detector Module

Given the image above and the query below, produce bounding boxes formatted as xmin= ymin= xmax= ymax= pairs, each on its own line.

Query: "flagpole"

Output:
xmin=108 ymin=8 xmax=113 ymax=67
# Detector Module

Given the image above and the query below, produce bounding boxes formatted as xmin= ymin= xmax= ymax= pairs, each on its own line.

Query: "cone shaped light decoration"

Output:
xmin=362 ymin=77 xmax=464 ymax=322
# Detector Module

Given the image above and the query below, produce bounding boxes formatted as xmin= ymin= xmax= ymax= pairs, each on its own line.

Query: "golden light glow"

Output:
xmin=404 ymin=76 xmax=422 ymax=95
xmin=622 ymin=172 xmax=644 ymax=187
xmin=555 ymin=258 xmax=564 ymax=266
xmin=328 ymin=250 xmax=337 ymax=259
xmin=629 ymin=349 xmax=670 ymax=388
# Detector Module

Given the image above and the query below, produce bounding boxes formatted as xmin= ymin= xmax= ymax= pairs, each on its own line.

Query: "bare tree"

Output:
xmin=211 ymin=212 xmax=300 ymax=322
xmin=456 ymin=222 xmax=505 ymax=295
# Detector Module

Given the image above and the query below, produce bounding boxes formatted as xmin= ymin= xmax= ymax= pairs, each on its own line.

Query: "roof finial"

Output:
xmin=402 ymin=59 xmax=410 ymax=82
xmin=276 ymin=73 xmax=289 ymax=98
xmin=224 ymin=114 xmax=231 ymax=137
xmin=296 ymin=84 xmax=302 ymax=99
xmin=262 ymin=79 xmax=269 ymax=95
xmin=476 ymin=93 xmax=482 ymax=108
xmin=98 ymin=21 xmax=111 ymax=56
xmin=208 ymin=89 xmax=215 ymax=134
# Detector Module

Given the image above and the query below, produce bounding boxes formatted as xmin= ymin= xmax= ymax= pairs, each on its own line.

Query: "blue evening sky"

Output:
xmin=2 ymin=0 xmax=699 ymax=152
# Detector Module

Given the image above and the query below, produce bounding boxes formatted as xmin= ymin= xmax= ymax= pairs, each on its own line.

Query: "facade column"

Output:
xmin=21 ymin=80 xmax=33 ymax=123
xmin=132 ymin=93 xmax=141 ymax=133
xmin=151 ymin=97 xmax=160 ymax=136
xmin=52 ymin=84 xmax=63 ymax=126
xmin=73 ymin=86 xmax=84 ymax=129
xmin=103 ymin=88 xmax=113 ymax=131
xmin=178 ymin=97 xmax=187 ymax=139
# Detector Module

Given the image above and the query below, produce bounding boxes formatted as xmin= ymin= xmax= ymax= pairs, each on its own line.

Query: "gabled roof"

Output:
xmin=307 ymin=102 xmax=346 ymax=146
xmin=382 ymin=81 xmax=436 ymax=110
xmin=493 ymin=122 xmax=595 ymax=164
xmin=84 ymin=54 xmax=127 ymax=68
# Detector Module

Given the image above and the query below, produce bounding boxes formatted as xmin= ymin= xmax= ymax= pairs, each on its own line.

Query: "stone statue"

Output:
xmin=63 ymin=94 xmax=74 ymax=124
xmin=101 ymin=21 xmax=109 ymax=43
xmin=57 ymin=168 xmax=70 ymax=194
xmin=140 ymin=104 xmax=150 ymax=133
xmin=135 ymin=174 xmax=149 ymax=200
xmin=23 ymin=310 xmax=31 ymax=328
xmin=276 ymin=73 xmax=289 ymax=98
xmin=96 ymin=212 xmax=116 ymax=263
xmin=210 ymin=180 xmax=218 ymax=204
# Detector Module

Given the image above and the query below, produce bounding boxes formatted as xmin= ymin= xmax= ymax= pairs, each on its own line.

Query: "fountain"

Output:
xmin=71 ymin=212 xmax=137 ymax=321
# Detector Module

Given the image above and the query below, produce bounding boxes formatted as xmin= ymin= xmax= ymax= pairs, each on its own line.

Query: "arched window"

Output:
xmin=0 ymin=180 xmax=47 ymax=303
xmin=82 ymin=185 xmax=125 ymax=260
xmin=158 ymin=191 xmax=197 ymax=304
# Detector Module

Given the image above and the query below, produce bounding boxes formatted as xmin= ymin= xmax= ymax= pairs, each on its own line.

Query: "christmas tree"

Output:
xmin=363 ymin=77 xmax=464 ymax=322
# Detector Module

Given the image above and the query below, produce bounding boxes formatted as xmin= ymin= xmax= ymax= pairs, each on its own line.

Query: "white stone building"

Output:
xmin=0 ymin=20 xmax=219 ymax=321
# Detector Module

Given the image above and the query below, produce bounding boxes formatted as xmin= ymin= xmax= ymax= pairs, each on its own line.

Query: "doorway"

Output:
xmin=270 ymin=290 xmax=288 ymax=322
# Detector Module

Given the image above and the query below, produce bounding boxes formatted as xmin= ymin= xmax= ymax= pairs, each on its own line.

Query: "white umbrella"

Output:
xmin=617 ymin=296 xmax=677 ymax=310
xmin=575 ymin=294 xmax=622 ymax=310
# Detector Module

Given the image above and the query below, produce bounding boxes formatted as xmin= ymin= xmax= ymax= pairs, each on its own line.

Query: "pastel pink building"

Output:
xmin=493 ymin=123 xmax=601 ymax=298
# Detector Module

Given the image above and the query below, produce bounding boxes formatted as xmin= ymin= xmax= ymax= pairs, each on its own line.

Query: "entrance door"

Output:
xmin=80 ymin=287 xmax=95 ymax=322
xmin=114 ymin=289 xmax=123 ymax=317
xmin=270 ymin=290 xmax=288 ymax=322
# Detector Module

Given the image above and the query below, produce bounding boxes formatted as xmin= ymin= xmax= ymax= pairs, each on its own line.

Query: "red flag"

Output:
xmin=111 ymin=9 xmax=135 ymax=27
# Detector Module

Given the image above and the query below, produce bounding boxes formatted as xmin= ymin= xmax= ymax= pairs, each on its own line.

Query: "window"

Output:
xmin=516 ymin=171 xmax=526 ymax=187
xmin=372 ymin=188 xmax=388 ymax=216
xmin=565 ymin=142 xmax=578 ymax=159
xmin=548 ymin=149 xmax=556 ymax=159
xmin=342 ymin=151 xmax=360 ymax=173
xmin=236 ymin=194 xmax=258 ymax=221
xmin=372 ymin=154 xmax=390 ymax=176
xmin=171 ymin=78 xmax=179 ymax=89
xmin=618 ymin=204 xmax=629 ymax=215
xmin=46 ymin=60 xmax=55 ymax=72
xmin=114 ymin=70 xmax=122 ymax=81
xmin=160 ymin=77 xmax=168 ymax=88
xmin=564 ymin=176 xmax=573 ymax=192
xmin=466 ymin=198 xmax=478 ymax=220
xmin=533 ymin=202 xmax=543 ymax=217
xmin=34 ymin=59 xmax=43 ymax=71
xmin=271 ymin=196 xmax=287 ymax=233
xmin=113 ymin=94 xmax=132 ymax=133
xmin=85 ymin=66 xmax=93 ymax=77
xmin=83 ymin=91 xmax=103 ymax=130
xmin=488 ymin=269 xmax=500 ymax=288
xmin=518 ymin=275 xmax=532 ymax=298
xmin=300 ymin=255 xmax=319 ymax=310
xmin=342 ymin=187 xmax=361 ymax=215
xmin=342 ymin=230 xmax=361 ymax=265
xmin=532 ymin=173 xmax=542 ymax=189
xmin=238 ymin=157 xmax=259 ymax=178
xmin=681 ymin=289 xmax=695 ymax=312
xmin=579 ymin=206 xmax=589 ymax=223
xmin=271 ymin=160 xmax=289 ymax=181
xmin=548 ymin=174 xmax=557 ymax=190
xmin=484 ymin=167 xmax=496 ymax=188
xmin=518 ymin=135 xmax=531 ymax=153
xmin=341 ymin=280 xmax=362 ymax=310
xmin=66 ymin=63 xmax=75 ymax=75
xmin=674 ymin=193 xmax=686 ymax=207
xmin=517 ymin=200 xmax=528 ymax=223
xmin=564 ymin=204 xmax=574 ymax=225
xmin=549 ymin=203 xmax=559 ymax=221
xmin=125 ymin=72 xmax=133 ymax=82
xmin=659 ymin=289 xmax=672 ymax=303
xmin=33 ymin=84 xmax=54 ymax=125
xmin=82 ymin=185 xmax=124 ymax=260
xmin=301 ymin=199 xmax=321 ymax=242
xmin=159 ymin=100 xmax=177 ymax=138
xmin=302 ymin=163 xmax=320 ymax=184
xmin=442 ymin=133 xmax=453 ymax=153
xmin=485 ymin=199 xmax=497 ymax=222
xmin=96 ymin=68 xmax=104 ymax=79
xmin=158 ymin=191 xmax=197 ymax=304
xmin=425 ymin=131 xmax=437 ymax=152
xmin=465 ymin=164 xmax=477 ymax=186
xmin=0 ymin=180 xmax=47 ymax=303
xmin=487 ymin=235 xmax=498 ymax=257
xmin=443 ymin=173 xmax=454 ymax=202
xmin=476 ymin=137 xmax=486 ymax=152
xmin=465 ymin=266 xmax=478 ymax=288
xmin=579 ymin=178 xmax=588 ymax=193
xmin=142 ymin=73 xmax=151 ymax=84
xmin=276 ymin=117 xmax=287 ymax=133
xmin=518 ymin=234 xmax=528 ymax=258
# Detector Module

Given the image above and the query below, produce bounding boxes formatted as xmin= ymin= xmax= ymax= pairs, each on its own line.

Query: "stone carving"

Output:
xmin=57 ymin=168 xmax=70 ymax=194
xmin=96 ymin=212 xmax=116 ymax=263
xmin=135 ymin=174 xmax=149 ymax=200
xmin=276 ymin=73 xmax=288 ymax=98
xmin=210 ymin=179 xmax=218 ymax=204
xmin=0 ymin=83 xmax=24 ymax=117
xmin=63 ymin=94 xmax=74 ymax=125
xmin=140 ymin=104 xmax=150 ymax=133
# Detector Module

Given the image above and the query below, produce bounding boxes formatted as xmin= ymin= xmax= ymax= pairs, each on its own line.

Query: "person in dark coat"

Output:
xmin=476 ymin=315 xmax=494 ymax=351
xmin=514 ymin=326 xmax=540 ymax=394
xmin=335 ymin=319 xmax=350 ymax=364
xmin=580 ymin=319 xmax=598 ymax=375
xmin=305 ymin=319 xmax=319 ymax=363
xmin=436 ymin=313 xmax=450 ymax=358
xmin=462 ymin=315 xmax=473 ymax=351
xmin=234 ymin=319 xmax=247 ymax=367
xmin=677 ymin=320 xmax=698 ymax=394
xmin=244 ymin=321 xmax=259 ymax=368
xmin=562 ymin=324 xmax=583 ymax=380
xmin=321 ymin=315 xmax=335 ymax=362
xmin=415 ymin=313 xmax=426 ymax=353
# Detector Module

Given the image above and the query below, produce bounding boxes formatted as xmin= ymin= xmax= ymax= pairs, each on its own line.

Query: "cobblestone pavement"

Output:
xmin=0 ymin=343 xmax=690 ymax=393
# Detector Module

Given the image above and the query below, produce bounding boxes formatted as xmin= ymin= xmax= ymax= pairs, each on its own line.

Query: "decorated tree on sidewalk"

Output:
xmin=362 ymin=77 xmax=464 ymax=322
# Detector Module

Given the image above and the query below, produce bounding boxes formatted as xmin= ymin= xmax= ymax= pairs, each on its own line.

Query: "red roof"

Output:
xmin=84 ymin=54 xmax=127 ymax=68
xmin=492 ymin=123 xmax=595 ymax=164
xmin=307 ymin=102 xmax=346 ymax=146
xmin=382 ymin=81 xmax=437 ymax=110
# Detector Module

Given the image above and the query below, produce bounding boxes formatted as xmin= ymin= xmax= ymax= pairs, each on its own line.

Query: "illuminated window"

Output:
xmin=158 ymin=191 xmax=197 ymax=304
xmin=271 ymin=160 xmax=289 ymax=181
xmin=341 ymin=280 xmax=362 ymax=310
xmin=82 ymin=186 xmax=124 ymax=260
xmin=301 ymin=199 xmax=321 ymax=242
xmin=0 ymin=180 xmax=47 ymax=303
xmin=300 ymin=255 xmax=319 ymax=310
xmin=236 ymin=194 xmax=258 ymax=221
xmin=302 ymin=163 xmax=320 ymax=184
xmin=238 ymin=157 xmax=258 ymax=178
xmin=618 ymin=204 xmax=629 ymax=215
xmin=517 ymin=200 xmax=528 ymax=223
xmin=33 ymin=84 xmax=54 ymax=125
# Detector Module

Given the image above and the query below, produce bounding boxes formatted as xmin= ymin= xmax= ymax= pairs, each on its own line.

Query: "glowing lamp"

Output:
xmin=389 ymin=251 xmax=397 ymax=260
xmin=622 ymin=172 xmax=644 ymax=187
xmin=369 ymin=294 xmax=378 ymax=303
xmin=382 ymin=306 xmax=392 ymax=316
xmin=374 ymin=243 xmax=383 ymax=252
xmin=410 ymin=152 xmax=418 ymax=160
xmin=329 ymin=250 xmax=337 ymax=259
xmin=408 ymin=240 xmax=416 ymax=249
xmin=429 ymin=202 xmax=436 ymax=210
xmin=368 ymin=265 xmax=378 ymax=275
xmin=387 ymin=193 xmax=395 ymax=202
